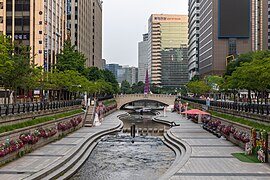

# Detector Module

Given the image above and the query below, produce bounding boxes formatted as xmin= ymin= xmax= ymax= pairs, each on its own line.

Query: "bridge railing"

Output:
xmin=116 ymin=94 xmax=176 ymax=98
xmin=181 ymin=96 xmax=270 ymax=116
xmin=0 ymin=100 xmax=82 ymax=117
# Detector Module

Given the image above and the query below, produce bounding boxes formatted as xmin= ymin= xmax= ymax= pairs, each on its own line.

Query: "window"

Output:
xmin=39 ymin=21 xmax=42 ymax=25
xmin=39 ymin=50 xmax=42 ymax=54
xmin=39 ymin=31 xmax=42 ymax=34
xmin=39 ymin=41 xmax=42 ymax=44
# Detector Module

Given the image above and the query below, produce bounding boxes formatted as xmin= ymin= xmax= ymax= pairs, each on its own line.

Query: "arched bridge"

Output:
xmin=115 ymin=94 xmax=176 ymax=109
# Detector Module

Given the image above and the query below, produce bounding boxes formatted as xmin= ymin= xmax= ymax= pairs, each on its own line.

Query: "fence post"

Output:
xmin=18 ymin=104 xmax=20 ymax=114
xmin=5 ymin=105 xmax=8 ymax=115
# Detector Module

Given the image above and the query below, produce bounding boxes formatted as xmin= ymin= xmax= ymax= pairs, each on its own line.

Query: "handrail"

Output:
xmin=0 ymin=100 xmax=82 ymax=116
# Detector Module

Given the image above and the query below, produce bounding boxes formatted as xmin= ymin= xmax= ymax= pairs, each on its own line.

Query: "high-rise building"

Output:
xmin=117 ymin=66 xmax=138 ymax=85
xmin=101 ymin=59 xmax=106 ymax=70
xmin=148 ymin=14 xmax=189 ymax=87
xmin=188 ymin=0 xmax=200 ymax=80
xmin=138 ymin=33 xmax=148 ymax=82
xmin=0 ymin=0 xmax=66 ymax=70
xmin=198 ymin=0 xmax=268 ymax=76
xmin=67 ymin=0 xmax=102 ymax=68
xmin=105 ymin=63 xmax=121 ymax=78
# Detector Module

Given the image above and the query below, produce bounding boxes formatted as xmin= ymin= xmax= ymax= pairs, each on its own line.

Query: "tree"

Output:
xmin=225 ymin=50 xmax=270 ymax=76
xmin=56 ymin=40 xmax=86 ymax=73
xmin=0 ymin=35 xmax=14 ymax=103
xmin=1 ymin=43 xmax=36 ymax=103
xmin=186 ymin=80 xmax=210 ymax=96
xmin=101 ymin=69 xmax=119 ymax=93
xmin=206 ymin=75 xmax=223 ymax=99
xmin=83 ymin=67 xmax=103 ymax=81
xmin=121 ymin=80 xmax=131 ymax=94
xmin=131 ymin=81 xmax=145 ymax=94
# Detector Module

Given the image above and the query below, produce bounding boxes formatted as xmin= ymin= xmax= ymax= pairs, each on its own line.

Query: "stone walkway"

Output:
xmin=0 ymin=111 xmax=124 ymax=180
xmin=157 ymin=112 xmax=270 ymax=180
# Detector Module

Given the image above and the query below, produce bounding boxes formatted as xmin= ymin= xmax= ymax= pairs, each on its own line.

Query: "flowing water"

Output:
xmin=71 ymin=112 xmax=175 ymax=180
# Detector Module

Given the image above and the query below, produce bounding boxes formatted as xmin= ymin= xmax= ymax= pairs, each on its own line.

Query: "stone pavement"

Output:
xmin=157 ymin=112 xmax=270 ymax=180
xmin=0 ymin=111 xmax=124 ymax=180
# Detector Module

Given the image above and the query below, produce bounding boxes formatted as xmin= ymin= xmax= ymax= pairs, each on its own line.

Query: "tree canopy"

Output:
xmin=56 ymin=40 xmax=86 ymax=73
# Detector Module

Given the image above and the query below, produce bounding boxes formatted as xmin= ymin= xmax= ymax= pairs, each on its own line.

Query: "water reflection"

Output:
xmin=71 ymin=135 xmax=174 ymax=180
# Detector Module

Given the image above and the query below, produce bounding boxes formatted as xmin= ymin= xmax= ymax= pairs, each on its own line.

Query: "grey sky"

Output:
xmin=103 ymin=0 xmax=188 ymax=67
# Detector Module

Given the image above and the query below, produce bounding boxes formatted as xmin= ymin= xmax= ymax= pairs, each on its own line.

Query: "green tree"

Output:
xmin=186 ymin=80 xmax=210 ymax=97
xmin=101 ymin=69 xmax=119 ymax=93
xmin=2 ymin=44 xmax=36 ymax=103
xmin=56 ymin=40 xmax=86 ymax=73
xmin=121 ymin=80 xmax=131 ymax=94
xmin=0 ymin=35 xmax=14 ymax=103
xmin=83 ymin=67 xmax=103 ymax=81
xmin=131 ymin=81 xmax=145 ymax=94
xmin=225 ymin=50 xmax=270 ymax=76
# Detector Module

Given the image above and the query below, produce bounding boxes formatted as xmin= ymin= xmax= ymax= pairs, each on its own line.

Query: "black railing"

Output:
xmin=181 ymin=96 xmax=270 ymax=116
xmin=0 ymin=100 xmax=82 ymax=116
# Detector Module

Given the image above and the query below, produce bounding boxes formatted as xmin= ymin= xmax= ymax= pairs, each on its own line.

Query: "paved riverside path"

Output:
xmin=156 ymin=112 xmax=270 ymax=180
xmin=0 ymin=111 xmax=124 ymax=180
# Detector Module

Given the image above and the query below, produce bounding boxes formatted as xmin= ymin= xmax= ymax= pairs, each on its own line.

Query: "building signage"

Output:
xmin=154 ymin=17 xmax=181 ymax=21
xmin=14 ymin=34 xmax=29 ymax=40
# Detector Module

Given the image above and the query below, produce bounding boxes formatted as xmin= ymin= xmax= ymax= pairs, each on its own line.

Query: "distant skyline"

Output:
xmin=103 ymin=0 xmax=188 ymax=67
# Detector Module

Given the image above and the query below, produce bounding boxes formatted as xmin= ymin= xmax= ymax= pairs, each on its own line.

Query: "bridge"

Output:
xmin=115 ymin=94 xmax=176 ymax=109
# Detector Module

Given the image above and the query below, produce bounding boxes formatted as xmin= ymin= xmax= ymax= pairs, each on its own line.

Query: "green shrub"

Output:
xmin=0 ymin=109 xmax=83 ymax=134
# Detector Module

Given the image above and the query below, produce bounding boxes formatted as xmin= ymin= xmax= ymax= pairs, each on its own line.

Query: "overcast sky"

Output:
xmin=102 ymin=0 xmax=188 ymax=67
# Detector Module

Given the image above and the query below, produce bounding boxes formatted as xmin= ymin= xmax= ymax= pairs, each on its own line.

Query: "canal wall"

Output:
xmin=0 ymin=112 xmax=84 ymax=166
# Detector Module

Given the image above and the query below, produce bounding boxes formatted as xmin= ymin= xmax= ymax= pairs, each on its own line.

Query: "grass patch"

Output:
xmin=103 ymin=99 xmax=116 ymax=106
xmin=210 ymin=111 xmax=270 ymax=132
xmin=0 ymin=109 xmax=83 ymax=134
xmin=232 ymin=153 xmax=261 ymax=163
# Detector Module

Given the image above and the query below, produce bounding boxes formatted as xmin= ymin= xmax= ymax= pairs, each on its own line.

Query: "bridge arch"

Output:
xmin=115 ymin=94 xmax=176 ymax=110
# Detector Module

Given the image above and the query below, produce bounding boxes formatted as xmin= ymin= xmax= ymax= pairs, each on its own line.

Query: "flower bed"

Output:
xmin=202 ymin=119 xmax=250 ymax=144
xmin=0 ymin=116 xmax=83 ymax=161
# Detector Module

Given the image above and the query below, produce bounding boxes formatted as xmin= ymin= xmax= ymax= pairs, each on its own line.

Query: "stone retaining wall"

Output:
xmin=0 ymin=112 xmax=84 ymax=166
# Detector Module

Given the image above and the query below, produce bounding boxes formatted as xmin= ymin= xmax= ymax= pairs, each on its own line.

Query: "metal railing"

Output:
xmin=0 ymin=100 xmax=82 ymax=116
xmin=181 ymin=96 xmax=270 ymax=116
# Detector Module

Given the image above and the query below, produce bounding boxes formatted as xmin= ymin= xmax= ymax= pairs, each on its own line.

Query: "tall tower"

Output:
xmin=198 ymin=0 xmax=268 ymax=77
xmin=148 ymin=14 xmax=189 ymax=87
xmin=138 ymin=33 xmax=148 ymax=82
xmin=0 ymin=0 xmax=66 ymax=70
xmin=67 ymin=0 xmax=103 ymax=68
xmin=188 ymin=0 xmax=200 ymax=79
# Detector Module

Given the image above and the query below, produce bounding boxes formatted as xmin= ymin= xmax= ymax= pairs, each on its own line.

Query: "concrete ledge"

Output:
xmin=23 ymin=112 xmax=125 ymax=180
xmin=154 ymin=116 xmax=192 ymax=180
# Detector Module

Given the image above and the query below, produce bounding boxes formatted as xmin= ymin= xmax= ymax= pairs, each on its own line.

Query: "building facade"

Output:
xmin=148 ymin=14 xmax=189 ymax=87
xmin=105 ymin=63 xmax=121 ymax=79
xmin=188 ymin=0 xmax=200 ymax=80
xmin=138 ymin=33 xmax=148 ymax=82
xmin=198 ymin=0 xmax=268 ymax=77
xmin=67 ymin=0 xmax=102 ymax=68
xmin=0 ymin=0 xmax=66 ymax=70
xmin=117 ymin=66 xmax=138 ymax=85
